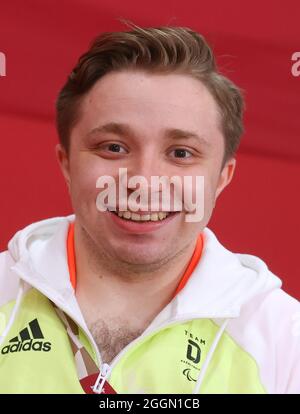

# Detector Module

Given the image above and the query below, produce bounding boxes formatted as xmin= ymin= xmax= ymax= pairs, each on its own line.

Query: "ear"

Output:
xmin=214 ymin=157 xmax=236 ymax=203
xmin=55 ymin=143 xmax=71 ymax=193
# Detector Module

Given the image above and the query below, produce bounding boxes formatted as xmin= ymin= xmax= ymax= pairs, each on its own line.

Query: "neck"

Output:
xmin=74 ymin=221 xmax=197 ymax=327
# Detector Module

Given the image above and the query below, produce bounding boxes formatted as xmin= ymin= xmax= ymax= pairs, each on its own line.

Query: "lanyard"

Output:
xmin=52 ymin=302 xmax=116 ymax=394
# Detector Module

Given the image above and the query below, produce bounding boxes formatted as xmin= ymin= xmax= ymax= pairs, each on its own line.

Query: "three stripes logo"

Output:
xmin=1 ymin=318 xmax=51 ymax=354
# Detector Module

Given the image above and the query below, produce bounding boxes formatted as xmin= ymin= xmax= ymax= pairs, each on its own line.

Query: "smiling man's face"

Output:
xmin=56 ymin=70 xmax=236 ymax=269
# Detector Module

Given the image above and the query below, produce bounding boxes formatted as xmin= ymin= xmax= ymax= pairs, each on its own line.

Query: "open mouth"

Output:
xmin=110 ymin=210 xmax=178 ymax=222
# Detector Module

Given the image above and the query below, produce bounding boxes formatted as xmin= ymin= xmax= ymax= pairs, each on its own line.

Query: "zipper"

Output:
xmin=91 ymin=363 xmax=111 ymax=394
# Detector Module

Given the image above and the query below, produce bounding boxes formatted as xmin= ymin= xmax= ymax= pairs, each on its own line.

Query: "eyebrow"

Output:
xmin=86 ymin=122 xmax=211 ymax=147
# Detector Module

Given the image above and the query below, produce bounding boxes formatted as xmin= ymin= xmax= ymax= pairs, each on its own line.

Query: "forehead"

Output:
xmin=73 ymin=70 xmax=223 ymax=149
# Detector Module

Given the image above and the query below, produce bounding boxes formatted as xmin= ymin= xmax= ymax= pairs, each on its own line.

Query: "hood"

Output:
xmin=7 ymin=215 xmax=87 ymax=330
xmin=6 ymin=214 xmax=282 ymax=326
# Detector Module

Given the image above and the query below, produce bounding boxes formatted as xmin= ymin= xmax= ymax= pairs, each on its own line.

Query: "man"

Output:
xmin=0 ymin=24 xmax=299 ymax=394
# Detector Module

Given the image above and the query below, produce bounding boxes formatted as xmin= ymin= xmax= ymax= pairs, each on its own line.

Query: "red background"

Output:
xmin=0 ymin=1 xmax=299 ymax=298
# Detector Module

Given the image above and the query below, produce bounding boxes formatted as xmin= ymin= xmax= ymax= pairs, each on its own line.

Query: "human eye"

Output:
xmin=105 ymin=143 xmax=128 ymax=153
xmin=169 ymin=148 xmax=193 ymax=159
xmin=92 ymin=141 xmax=129 ymax=156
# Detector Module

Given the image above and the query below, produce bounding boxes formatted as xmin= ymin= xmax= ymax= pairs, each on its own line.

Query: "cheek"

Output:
xmin=204 ymin=178 xmax=215 ymax=200
xmin=70 ymin=156 xmax=109 ymax=205
xmin=181 ymin=170 xmax=213 ymax=202
xmin=188 ymin=172 xmax=216 ymax=218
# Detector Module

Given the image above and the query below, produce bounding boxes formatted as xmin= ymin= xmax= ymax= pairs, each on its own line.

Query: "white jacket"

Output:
xmin=0 ymin=214 xmax=299 ymax=393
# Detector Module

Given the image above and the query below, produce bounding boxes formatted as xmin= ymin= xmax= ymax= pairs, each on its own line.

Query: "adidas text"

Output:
xmin=1 ymin=339 xmax=51 ymax=354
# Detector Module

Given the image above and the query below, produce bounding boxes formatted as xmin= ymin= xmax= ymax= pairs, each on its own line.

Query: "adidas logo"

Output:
xmin=1 ymin=318 xmax=52 ymax=354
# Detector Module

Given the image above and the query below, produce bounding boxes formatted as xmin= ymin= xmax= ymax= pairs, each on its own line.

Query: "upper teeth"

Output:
xmin=116 ymin=211 xmax=169 ymax=221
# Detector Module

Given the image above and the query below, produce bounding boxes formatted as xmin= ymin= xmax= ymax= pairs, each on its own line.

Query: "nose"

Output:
xmin=121 ymin=151 xmax=183 ymax=213
xmin=126 ymin=151 xmax=162 ymax=192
